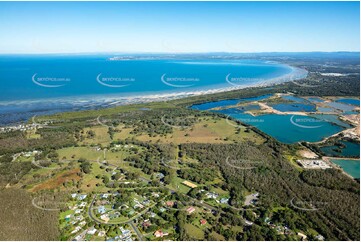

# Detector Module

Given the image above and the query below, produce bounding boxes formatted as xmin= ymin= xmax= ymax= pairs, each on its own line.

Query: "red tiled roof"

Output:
xmin=200 ymin=219 xmax=207 ymax=225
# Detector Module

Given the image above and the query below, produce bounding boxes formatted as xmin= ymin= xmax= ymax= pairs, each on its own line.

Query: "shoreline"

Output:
xmin=322 ymin=156 xmax=359 ymax=180
xmin=0 ymin=66 xmax=308 ymax=126
xmin=0 ymin=65 xmax=307 ymax=106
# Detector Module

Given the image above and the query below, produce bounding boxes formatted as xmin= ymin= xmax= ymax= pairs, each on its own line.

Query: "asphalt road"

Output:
xmin=127 ymin=221 xmax=145 ymax=241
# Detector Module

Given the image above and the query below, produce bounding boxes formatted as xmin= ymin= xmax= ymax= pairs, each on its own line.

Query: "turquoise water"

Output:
xmin=321 ymin=141 xmax=360 ymax=157
xmin=317 ymin=107 xmax=334 ymax=112
xmin=211 ymin=104 xmax=260 ymax=115
xmin=281 ymin=95 xmax=308 ymax=103
xmin=191 ymin=99 xmax=241 ymax=110
xmin=326 ymin=102 xmax=357 ymax=112
xmin=190 ymin=94 xmax=272 ymax=110
xmin=271 ymin=103 xmax=316 ymax=112
xmin=330 ymin=159 xmax=360 ymax=178
xmin=307 ymin=97 xmax=324 ymax=103
xmin=190 ymin=95 xmax=348 ymax=143
xmin=336 ymin=98 xmax=360 ymax=106
xmin=219 ymin=112 xmax=343 ymax=143
xmin=310 ymin=114 xmax=352 ymax=129
xmin=0 ymin=56 xmax=302 ymax=125
xmin=344 ymin=110 xmax=359 ymax=115
xmin=0 ymin=57 xmax=292 ymax=102
xmin=274 ymin=95 xmax=316 ymax=112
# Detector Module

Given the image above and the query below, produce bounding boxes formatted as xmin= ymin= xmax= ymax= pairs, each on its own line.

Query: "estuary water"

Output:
xmin=330 ymin=159 xmax=360 ymax=179
xmin=190 ymin=96 xmax=350 ymax=144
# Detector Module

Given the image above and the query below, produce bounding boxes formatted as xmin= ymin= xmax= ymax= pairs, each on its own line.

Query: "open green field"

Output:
xmin=184 ymin=223 xmax=205 ymax=240
xmin=81 ymin=126 xmax=111 ymax=145
xmin=57 ymin=147 xmax=102 ymax=161
xmin=166 ymin=176 xmax=195 ymax=194
xmin=135 ymin=117 xmax=265 ymax=145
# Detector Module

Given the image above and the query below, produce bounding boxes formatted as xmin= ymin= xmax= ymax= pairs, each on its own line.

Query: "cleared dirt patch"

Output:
xmin=30 ymin=168 xmax=81 ymax=192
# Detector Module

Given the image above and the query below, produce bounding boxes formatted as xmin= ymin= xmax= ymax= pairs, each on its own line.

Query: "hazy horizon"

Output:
xmin=0 ymin=51 xmax=360 ymax=56
xmin=0 ymin=1 xmax=359 ymax=54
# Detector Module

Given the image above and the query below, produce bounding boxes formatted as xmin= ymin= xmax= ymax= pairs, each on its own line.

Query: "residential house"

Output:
xmin=155 ymin=173 xmax=165 ymax=179
xmin=79 ymin=202 xmax=87 ymax=207
xmin=78 ymin=194 xmax=87 ymax=200
xmin=87 ymin=228 xmax=97 ymax=235
xmin=101 ymin=193 xmax=110 ymax=199
xmin=71 ymin=226 xmax=82 ymax=234
xmin=142 ymin=220 xmax=151 ymax=228
xmin=186 ymin=206 xmax=195 ymax=214
xmin=142 ymin=199 xmax=150 ymax=206
xmin=154 ymin=230 xmax=169 ymax=238
xmin=75 ymin=209 xmax=82 ymax=214
xmin=219 ymin=198 xmax=229 ymax=204
xmin=100 ymin=214 xmax=110 ymax=223
xmin=98 ymin=206 xmax=106 ymax=214
xmin=165 ymin=201 xmax=174 ymax=207
xmin=315 ymin=234 xmax=325 ymax=241
xmin=206 ymin=192 xmax=218 ymax=199
xmin=297 ymin=232 xmax=308 ymax=241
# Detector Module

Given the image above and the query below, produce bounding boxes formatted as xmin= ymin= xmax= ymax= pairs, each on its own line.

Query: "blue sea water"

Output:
xmin=0 ymin=56 xmax=304 ymax=125
xmin=0 ymin=56 xmax=294 ymax=102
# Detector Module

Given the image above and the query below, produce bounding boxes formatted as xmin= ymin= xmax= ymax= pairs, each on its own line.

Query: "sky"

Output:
xmin=0 ymin=1 xmax=359 ymax=54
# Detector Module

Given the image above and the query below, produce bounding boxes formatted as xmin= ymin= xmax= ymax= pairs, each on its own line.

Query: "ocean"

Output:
xmin=0 ymin=55 xmax=307 ymax=125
